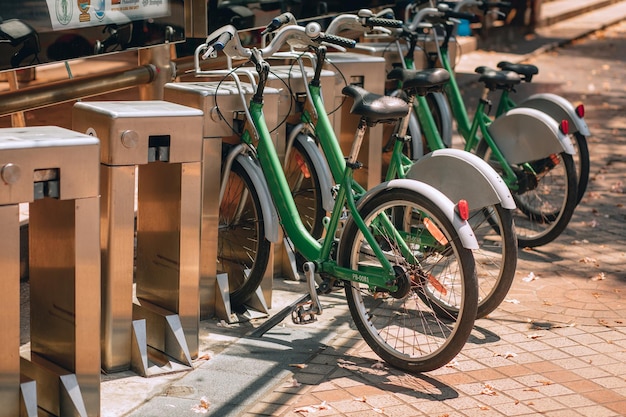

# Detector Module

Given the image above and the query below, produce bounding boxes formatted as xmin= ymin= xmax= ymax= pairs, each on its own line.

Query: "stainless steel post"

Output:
xmin=0 ymin=126 xmax=101 ymax=417
xmin=73 ymin=101 xmax=204 ymax=374
xmin=163 ymin=81 xmax=281 ymax=317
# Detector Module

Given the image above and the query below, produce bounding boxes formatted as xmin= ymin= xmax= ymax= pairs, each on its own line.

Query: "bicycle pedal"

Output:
xmin=291 ymin=302 xmax=317 ymax=324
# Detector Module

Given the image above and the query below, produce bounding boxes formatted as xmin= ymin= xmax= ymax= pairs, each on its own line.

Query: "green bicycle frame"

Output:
xmin=404 ymin=47 xmax=522 ymax=190
xmin=247 ymin=99 xmax=403 ymax=291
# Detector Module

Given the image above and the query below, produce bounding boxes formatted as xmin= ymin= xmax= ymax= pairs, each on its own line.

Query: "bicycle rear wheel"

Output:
xmin=284 ymin=136 xmax=326 ymax=240
xmin=468 ymin=204 xmax=517 ymax=318
xmin=218 ymin=158 xmax=271 ymax=306
xmin=338 ymin=187 xmax=478 ymax=372
xmin=478 ymin=140 xmax=578 ymax=248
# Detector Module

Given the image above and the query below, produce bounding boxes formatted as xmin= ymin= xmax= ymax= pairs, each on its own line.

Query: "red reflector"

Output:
xmin=575 ymin=104 xmax=585 ymax=118
xmin=550 ymin=153 xmax=560 ymax=165
xmin=456 ymin=200 xmax=470 ymax=221
xmin=560 ymin=119 xmax=569 ymax=135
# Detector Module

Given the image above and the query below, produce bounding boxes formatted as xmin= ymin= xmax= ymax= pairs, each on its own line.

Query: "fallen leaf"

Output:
xmin=522 ymin=272 xmax=539 ymax=282
xmin=294 ymin=401 xmax=330 ymax=414
xmin=591 ymin=272 xmax=606 ymax=281
xmin=527 ymin=333 xmax=543 ymax=339
xmin=289 ymin=363 xmax=308 ymax=369
xmin=537 ymin=380 xmax=553 ymax=386
xmin=480 ymin=384 xmax=498 ymax=396
xmin=579 ymin=257 xmax=599 ymax=266
xmin=287 ymin=378 xmax=301 ymax=387
xmin=354 ymin=396 xmax=367 ymax=402
xmin=191 ymin=397 xmax=210 ymax=414
xmin=494 ymin=352 xmax=517 ymax=359
xmin=504 ymin=299 xmax=520 ymax=304
xmin=195 ymin=353 xmax=212 ymax=361
xmin=373 ymin=407 xmax=384 ymax=413
xmin=371 ymin=362 xmax=386 ymax=369
xmin=524 ymin=387 xmax=539 ymax=392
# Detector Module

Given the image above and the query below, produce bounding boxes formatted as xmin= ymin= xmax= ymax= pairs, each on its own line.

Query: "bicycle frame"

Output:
xmin=245 ymin=75 xmax=409 ymax=294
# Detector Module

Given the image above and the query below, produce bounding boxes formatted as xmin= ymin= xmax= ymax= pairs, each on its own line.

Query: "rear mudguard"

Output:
xmin=406 ymin=148 xmax=515 ymax=210
xmin=406 ymin=110 xmax=424 ymax=159
xmin=488 ymin=107 xmax=576 ymax=165
xmin=428 ymin=92 xmax=453 ymax=147
xmin=355 ymin=178 xmax=479 ymax=250
xmin=291 ymin=132 xmax=335 ymax=212
xmin=234 ymin=153 xmax=281 ymax=243
xmin=516 ymin=93 xmax=590 ymax=136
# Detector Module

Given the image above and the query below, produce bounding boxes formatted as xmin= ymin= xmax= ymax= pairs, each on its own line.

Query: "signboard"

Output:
xmin=0 ymin=0 xmax=185 ymax=71
xmin=45 ymin=0 xmax=171 ymax=30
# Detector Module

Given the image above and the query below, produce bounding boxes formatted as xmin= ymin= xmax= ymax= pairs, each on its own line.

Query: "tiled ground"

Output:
xmin=243 ymin=18 xmax=626 ymax=417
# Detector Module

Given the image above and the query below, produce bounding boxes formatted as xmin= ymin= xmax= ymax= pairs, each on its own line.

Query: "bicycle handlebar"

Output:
xmin=405 ymin=4 xmax=477 ymax=32
xmin=198 ymin=22 xmax=355 ymax=66
xmin=261 ymin=12 xmax=297 ymax=35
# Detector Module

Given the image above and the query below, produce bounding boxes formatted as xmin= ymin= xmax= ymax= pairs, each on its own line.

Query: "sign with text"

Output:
xmin=45 ymin=0 xmax=171 ymax=30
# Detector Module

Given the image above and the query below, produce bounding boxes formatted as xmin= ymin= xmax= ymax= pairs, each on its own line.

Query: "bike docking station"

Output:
xmin=72 ymin=101 xmax=204 ymax=377
xmin=163 ymin=80 xmax=281 ymax=323
xmin=0 ymin=126 xmax=100 ymax=417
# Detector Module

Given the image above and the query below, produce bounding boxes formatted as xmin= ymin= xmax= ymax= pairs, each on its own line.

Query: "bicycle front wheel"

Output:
xmin=218 ymin=158 xmax=271 ymax=306
xmin=338 ymin=188 xmax=478 ymax=372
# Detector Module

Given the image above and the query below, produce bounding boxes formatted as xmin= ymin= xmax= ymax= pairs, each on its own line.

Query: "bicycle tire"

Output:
xmin=338 ymin=187 xmax=478 ymax=372
xmin=572 ymin=131 xmax=590 ymax=205
xmin=218 ymin=158 xmax=271 ymax=306
xmin=468 ymin=204 xmax=517 ymax=319
xmin=424 ymin=92 xmax=453 ymax=149
xmin=477 ymin=141 xmax=578 ymax=248
xmin=284 ymin=136 xmax=326 ymax=241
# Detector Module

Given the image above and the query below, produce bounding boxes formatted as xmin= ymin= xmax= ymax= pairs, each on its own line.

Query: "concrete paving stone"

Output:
xmin=244 ymin=401 xmax=290 ymax=416
xmin=581 ymin=387 xmax=626 ymax=404
xmin=553 ymin=393 xmax=599 ymax=408
xmin=576 ymin=404 xmax=621 ymax=417
xmin=372 ymin=403 xmax=437 ymax=417
xmin=322 ymin=397 xmax=376 ymax=414
xmin=604 ymin=400 xmax=626 ymax=415
xmin=491 ymin=400 xmax=537 ymax=416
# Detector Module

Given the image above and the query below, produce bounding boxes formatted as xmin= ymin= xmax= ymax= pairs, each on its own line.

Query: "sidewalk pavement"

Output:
xmin=106 ymin=5 xmax=626 ymax=417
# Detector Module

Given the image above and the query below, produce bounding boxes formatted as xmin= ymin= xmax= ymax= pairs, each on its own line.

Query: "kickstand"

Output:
xmin=291 ymin=261 xmax=323 ymax=324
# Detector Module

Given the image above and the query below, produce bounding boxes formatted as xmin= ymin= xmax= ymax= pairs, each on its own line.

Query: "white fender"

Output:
xmin=235 ymin=153 xmax=281 ymax=243
xmin=406 ymin=148 xmax=516 ymax=210
xmin=294 ymin=133 xmax=335 ymax=212
xmin=488 ymin=107 xmax=576 ymax=165
xmin=358 ymin=178 xmax=479 ymax=250
xmin=406 ymin=109 xmax=425 ymax=159
xmin=427 ymin=92 xmax=453 ymax=147
xmin=516 ymin=93 xmax=590 ymax=136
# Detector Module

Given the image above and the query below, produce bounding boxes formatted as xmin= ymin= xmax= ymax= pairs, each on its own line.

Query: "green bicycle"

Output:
xmin=197 ymin=22 xmax=479 ymax=371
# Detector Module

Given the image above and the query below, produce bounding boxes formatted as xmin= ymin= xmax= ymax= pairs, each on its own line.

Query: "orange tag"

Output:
xmin=428 ymin=274 xmax=448 ymax=296
xmin=295 ymin=153 xmax=311 ymax=178
xmin=423 ymin=218 xmax=448 ymax=245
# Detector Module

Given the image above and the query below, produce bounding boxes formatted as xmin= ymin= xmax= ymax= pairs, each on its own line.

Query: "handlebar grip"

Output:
xmin=365 ymin=17 xmax=404 ymax=28
xmin=262 ymin=12 xmax=293 ymax=35
xmin=319 ymin=33 xmax=357 ymax=49
xmin=213 ymin=31 xmax=233 ymax=51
